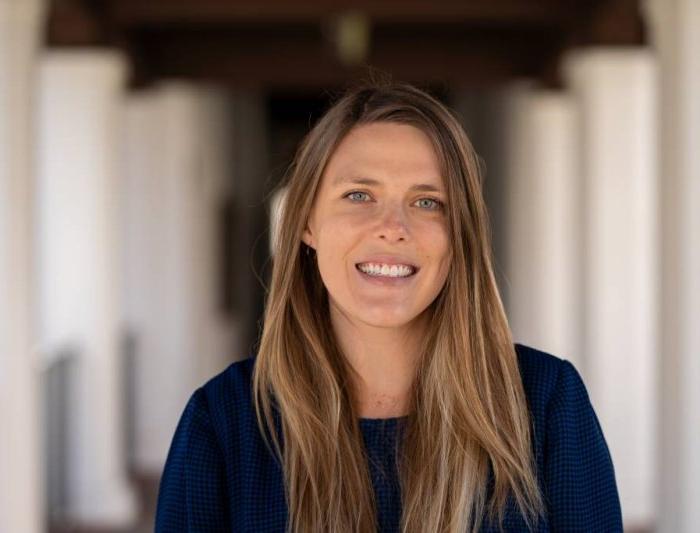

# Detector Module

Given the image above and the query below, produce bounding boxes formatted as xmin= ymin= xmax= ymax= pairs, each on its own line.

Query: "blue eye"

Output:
xmin=345 ymin=191 xmax=371 ymax=202
xmin=415 ymin=198 xmax=444 ymax=210
xmin=343 ymin=191 xmax=444 ymax=210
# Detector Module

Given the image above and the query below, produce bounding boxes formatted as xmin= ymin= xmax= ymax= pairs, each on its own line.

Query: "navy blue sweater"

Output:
xmin=155 ymin=343 xmax=623 ymax=532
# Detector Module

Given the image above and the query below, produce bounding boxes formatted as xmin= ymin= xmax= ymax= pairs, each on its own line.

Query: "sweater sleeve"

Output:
xmin=155 ymin=387 xmax=230 ymax=532
xmin=544 ymin=359 xmax=623 ymax=532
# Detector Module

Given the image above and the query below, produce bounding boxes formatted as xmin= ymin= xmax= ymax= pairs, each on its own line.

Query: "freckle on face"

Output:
xmin=305 ymin=122 xmax=451 ymax=329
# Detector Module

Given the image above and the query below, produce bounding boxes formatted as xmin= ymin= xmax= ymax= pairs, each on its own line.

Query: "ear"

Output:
xmin=301 ymin=222 xmax=315 ymax=250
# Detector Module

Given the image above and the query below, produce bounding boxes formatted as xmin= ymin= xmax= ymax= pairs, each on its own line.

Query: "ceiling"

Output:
xmin=46 ymin=0 xmax=646 ymax=90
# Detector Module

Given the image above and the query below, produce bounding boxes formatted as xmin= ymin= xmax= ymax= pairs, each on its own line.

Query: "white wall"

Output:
xmin=122 ymin=82 xmax=239 ymax=473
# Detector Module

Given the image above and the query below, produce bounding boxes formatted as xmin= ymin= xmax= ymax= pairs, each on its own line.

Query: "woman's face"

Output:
xmin=302 ymin=122 xmax=452 ymax=329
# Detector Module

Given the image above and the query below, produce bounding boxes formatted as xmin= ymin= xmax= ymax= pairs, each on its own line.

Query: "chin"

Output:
xmin=358 ymin=308 xmax=420 ymax=329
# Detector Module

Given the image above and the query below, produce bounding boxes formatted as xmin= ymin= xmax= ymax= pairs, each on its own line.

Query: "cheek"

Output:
xmin=315 ymin=210 xmax=371 ymax=255
xmin=316 ymin=216 xmax=353 ymax=254
xmin=313 ymin=218 xmax=358 ymax=286
xmin=420 ymin=219 xmax=451 ymax=263
xmin=417 ymin=224 xmax=452 ymax=299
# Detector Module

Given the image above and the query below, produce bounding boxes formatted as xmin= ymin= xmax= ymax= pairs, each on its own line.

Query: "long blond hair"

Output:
xmin=252 ymin=80 xmax=545 ymax=533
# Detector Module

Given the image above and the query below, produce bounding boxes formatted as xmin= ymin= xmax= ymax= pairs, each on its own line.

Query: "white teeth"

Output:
xmin=357 ymin=262 xmax=415 ymax=278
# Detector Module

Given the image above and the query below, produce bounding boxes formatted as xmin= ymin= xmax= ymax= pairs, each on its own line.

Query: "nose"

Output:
xmin=377 ymin=202 xmax=409 ymax=242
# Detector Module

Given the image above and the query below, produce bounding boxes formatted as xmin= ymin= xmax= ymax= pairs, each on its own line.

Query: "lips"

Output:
xmin=353 ymin=255 xmax=420 ymax=284
xmin=354 ymin=255 xmax=420 ymax=272
xmin=356 ymin=263 xmax=416 ymax=277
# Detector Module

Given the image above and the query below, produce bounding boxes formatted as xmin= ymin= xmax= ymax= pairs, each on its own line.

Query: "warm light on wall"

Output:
xmin=324 ymin=10 xmax=371 ymax=66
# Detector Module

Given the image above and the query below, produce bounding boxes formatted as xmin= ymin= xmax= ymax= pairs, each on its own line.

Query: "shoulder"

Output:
xmin=513 ymin=342 xmax=599 ymax=444
xmin=200 ymin=355 xmax=256 ymax=403
xmin=196 ymin=355 xmax=257 ymax=433
xmin=155 ymin=361 xmax=249 ymax=531
xmin=163 ymin=356 xmax=256 ymax=454
xmin=198 ymin=347 xmax=580 ymax=425
xmin=513 ymin=342 xmax=575 ymax=414
xmin=513 ymin=342 xmax=600 ymax=427
xmin=514 ymin=343 xmax=623 ymax=530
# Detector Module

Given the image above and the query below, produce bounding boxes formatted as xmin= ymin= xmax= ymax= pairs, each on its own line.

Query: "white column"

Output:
xmin=37 ymin=50 xmax=137 ymax=527
xmin=503 ymin=87 xmax=582 ymax=368
xmin=563 ymin=48 xmax=658 ymax=529
xmin=644 ymin=1 xmax=700 ymax=531
xmin=0 ymin=1 xmax=46 ymax=532
xmin=188 ymin=85 xmax=239 ymax=382
xmin=122 ymin=82 xmax=238 ymax=474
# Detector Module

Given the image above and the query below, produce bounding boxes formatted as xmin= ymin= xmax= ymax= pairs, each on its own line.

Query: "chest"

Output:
xmin=224 ymin=424 xmax=548 ymax=532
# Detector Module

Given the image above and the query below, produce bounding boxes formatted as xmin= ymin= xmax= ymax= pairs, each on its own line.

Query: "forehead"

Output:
xmin=323 ymin=122 xmax=444 ymax=187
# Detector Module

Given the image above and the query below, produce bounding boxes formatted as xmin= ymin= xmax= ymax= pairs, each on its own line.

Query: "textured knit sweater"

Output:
xmin=155 ymin=343 xmax=623 ymax=532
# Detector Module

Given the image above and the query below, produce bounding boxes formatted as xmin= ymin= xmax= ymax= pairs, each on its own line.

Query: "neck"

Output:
xmin=329 ymin=302 xmax=427 ymax=419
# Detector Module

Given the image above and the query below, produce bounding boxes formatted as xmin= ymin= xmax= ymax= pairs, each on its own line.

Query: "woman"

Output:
xmin=155 ymin=81 xmax=623 ymax=532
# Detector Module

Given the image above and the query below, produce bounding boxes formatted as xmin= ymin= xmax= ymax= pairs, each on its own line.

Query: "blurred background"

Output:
xmin=1 ymin=0 xmax=698 ymax=532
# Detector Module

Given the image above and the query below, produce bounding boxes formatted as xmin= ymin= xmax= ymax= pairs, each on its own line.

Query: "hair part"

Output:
xmin=253 ymin=78 xmax=546 ymax=533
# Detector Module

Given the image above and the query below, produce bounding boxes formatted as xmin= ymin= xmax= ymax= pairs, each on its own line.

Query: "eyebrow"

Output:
xmin=332 ymin=175 xmax=444 ymax=193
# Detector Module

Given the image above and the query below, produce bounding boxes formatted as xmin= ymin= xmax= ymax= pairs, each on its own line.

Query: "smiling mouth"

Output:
xmin=355 ymin=262 xmax=418 ymax=278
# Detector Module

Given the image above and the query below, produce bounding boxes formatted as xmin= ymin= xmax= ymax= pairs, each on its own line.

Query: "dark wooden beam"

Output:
xmin=46 ymin=0 xmax=645 ymax=89
xmin=110 ymin=0 xmax=586 ymax=26
xmin=128 ymin=23 xmax=558 ymax=90
xmin=574 ymin=0 xmax=645 ymax=45
xmin=47 ymin=0 xmax=110 ymax=45
xmin=540 ymin=0 xmax=646 ymax=88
